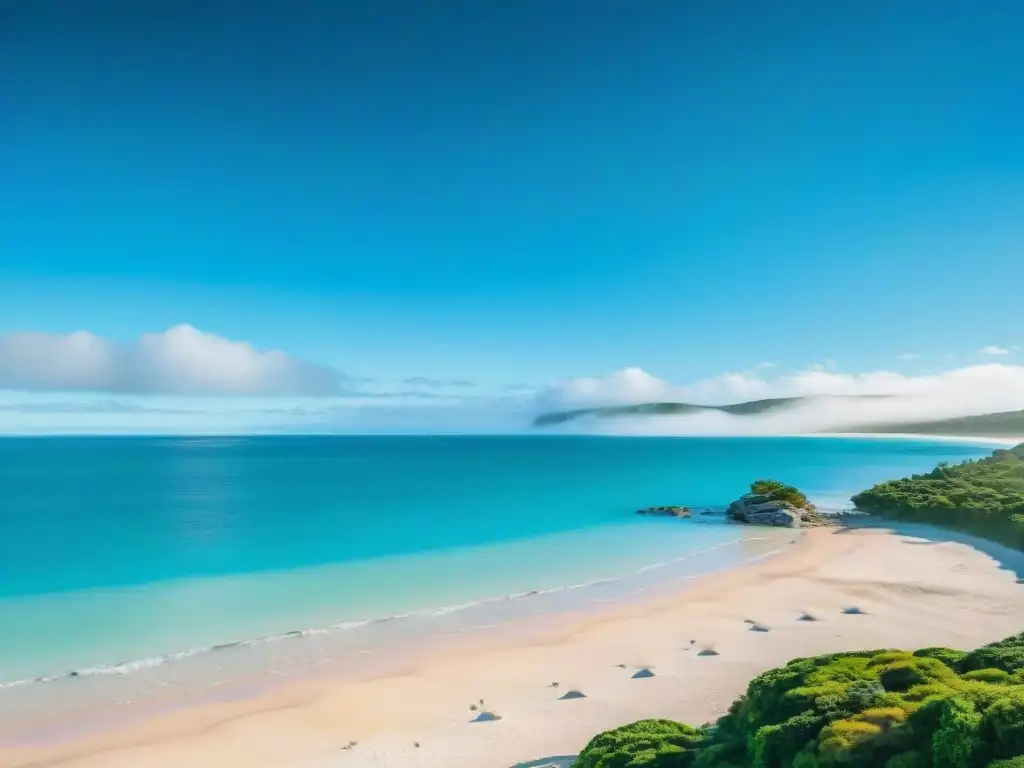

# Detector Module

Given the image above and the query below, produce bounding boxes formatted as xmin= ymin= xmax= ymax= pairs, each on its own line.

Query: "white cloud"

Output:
xmin=534 ymin=367 xmax=683 ymax=412
xmin=0 ymin=391 xmax=532 ymax=435
xmin=537 ymin=364 xmax=1024 ymax=436
xmin=979 ymin=345 xmax=1011 ymax=355
xmin=0 ymin=325 xmax=342 ymax=396
xmin=401 ymin=376 xmax=477 ymax=389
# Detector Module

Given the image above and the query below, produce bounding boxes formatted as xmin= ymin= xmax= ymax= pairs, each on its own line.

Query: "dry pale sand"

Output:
xmin=4 ymin=525 xmax=1021 ymax=768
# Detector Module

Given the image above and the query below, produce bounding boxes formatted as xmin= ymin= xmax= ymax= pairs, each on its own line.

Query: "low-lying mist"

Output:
xmin=535 ymin=364 xmax=1024 ymax=437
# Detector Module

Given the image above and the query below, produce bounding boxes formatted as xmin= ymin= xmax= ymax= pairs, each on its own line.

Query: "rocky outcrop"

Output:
xmin=726 ymin=493 xmax=801 ymax=527
xmin=637 ymin=505 xmax=691 ymax=518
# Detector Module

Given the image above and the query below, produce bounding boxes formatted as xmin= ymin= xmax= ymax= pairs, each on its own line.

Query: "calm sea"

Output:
xmin=0 ymin=435 xmax=993 ymax=739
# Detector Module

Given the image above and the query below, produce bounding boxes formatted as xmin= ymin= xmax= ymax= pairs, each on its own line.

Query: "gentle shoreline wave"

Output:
xmin=0 ymin=532 xmax=800 ymax=749
xmin=0 ymin=531 xmax=787 ymax=693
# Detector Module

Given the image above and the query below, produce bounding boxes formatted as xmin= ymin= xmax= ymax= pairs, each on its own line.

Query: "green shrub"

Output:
xmin=915 ymin=647 xmax=969 ymax=667
xmin=850 ymin=443 xmax=1024 ymax=550
xmin=964 ymin=669 xmax=1013 ymax=684
xmin=960 ymin=633 xmax=1024 ymax=675
xmin=931 ymin=697 xmax=983 ymax=768
xmin=839 ymin=680 xmax=887 ymax=712
xmin=752 ymin=710 xmax=826 ymax=766
xmin=981 ymin=691 xmax=1024 ymax=760
xmin=573 ymin=719 xmax=707 ymax=768
xmin=817 ymin=718 xmax=882 ymax=760
xmin=885 ymin=752 xmax=928 ymax=768
xmin=573 ymin=632 xmax=1024 ymax=768
xmin=881 ymin=657 xmax=958 ymax=692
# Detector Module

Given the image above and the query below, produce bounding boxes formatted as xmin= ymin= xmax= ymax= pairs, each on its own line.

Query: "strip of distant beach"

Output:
xmin=2 ymin=520 xmax=1020 ymax=768
xmin=820 ymin=432 xmax=1023 ymax=446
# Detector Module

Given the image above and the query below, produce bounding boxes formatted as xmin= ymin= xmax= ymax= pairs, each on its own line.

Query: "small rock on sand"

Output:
xmin=472 ymin=711 xmax=502 ymax=723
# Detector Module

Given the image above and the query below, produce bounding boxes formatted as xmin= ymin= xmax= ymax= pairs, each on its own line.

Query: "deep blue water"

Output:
xmin=0 ymin=435 xmax=994 ymax=681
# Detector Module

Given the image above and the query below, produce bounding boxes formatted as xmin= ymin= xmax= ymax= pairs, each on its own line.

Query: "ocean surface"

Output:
xmin=0 ymin=435 xmax=994 ymax=741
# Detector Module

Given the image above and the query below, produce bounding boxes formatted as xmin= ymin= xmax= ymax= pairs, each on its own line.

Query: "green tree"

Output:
xmin=851 ymin=444 xmax=1024 ymax=550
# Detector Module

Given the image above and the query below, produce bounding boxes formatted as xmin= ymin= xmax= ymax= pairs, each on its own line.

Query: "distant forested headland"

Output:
xmin=532 ymin=397 xmax=1024 ymax=439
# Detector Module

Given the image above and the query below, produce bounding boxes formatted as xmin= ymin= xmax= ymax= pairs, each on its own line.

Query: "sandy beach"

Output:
xmin=3 ymin=524 xmax=1021 ymax=768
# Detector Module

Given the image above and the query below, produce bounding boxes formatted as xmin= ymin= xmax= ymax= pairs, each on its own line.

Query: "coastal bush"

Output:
xmin=850 ymin=443 xmax=1024 ymax=551
xmin=571 ymin=632 xmax=1024 ymax=768
xmin=963 ymin=669 xmax=1013 ymax=684
xmin=749 ymin=479 xmax=813 ymax=510
xmin=931 ymin=697 xmax=982 ymax=768
xmin=958 ymin=633 xmax=1024 ymax=675
xmin=572 ymin=718 xmax=707 ymax=767
xmin=981 ymin=691 xmax=1024 ymax=759
xmin=915 ymin=647 xmax=969 ymax=668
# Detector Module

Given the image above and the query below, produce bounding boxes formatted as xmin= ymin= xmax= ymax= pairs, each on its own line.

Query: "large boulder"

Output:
xmin=726 ymin=493 xmax=800 ymax=526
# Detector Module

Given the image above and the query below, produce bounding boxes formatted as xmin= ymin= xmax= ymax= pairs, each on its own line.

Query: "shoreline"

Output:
xmin=812 ymin=432 xmax=1022 ymax=446
xmin=0 ymin=526 xmax=791 ymax=690
xmin=2 ymin=523 xmax=1020 ymax=768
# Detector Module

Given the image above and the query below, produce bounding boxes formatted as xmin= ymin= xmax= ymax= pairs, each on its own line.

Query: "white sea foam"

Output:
xmin=0 ymin=532 xmax=783 ymax=691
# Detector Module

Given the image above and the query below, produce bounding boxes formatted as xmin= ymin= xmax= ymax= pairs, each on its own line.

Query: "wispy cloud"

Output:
xmin=0 ymin=325 xmax=343 ymax=396
xmin=897 ymin=353 xmax=920 ymax=360
xmin=979 ymin=345 xmax=1011 ymax=356
xmin=502 ymin=382 xmax=542 ymax=394
xmin=0 ymin=391 xmax=533 ymax=435
xmin=401 ymin=376 xmax=477 ymax=388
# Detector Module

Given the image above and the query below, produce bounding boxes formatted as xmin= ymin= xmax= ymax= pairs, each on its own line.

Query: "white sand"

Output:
xmin=3 ymin=525 xmax=1021 ymax=768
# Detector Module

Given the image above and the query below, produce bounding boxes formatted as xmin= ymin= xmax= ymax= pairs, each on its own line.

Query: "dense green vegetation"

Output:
xmin=573 ymin=719 xmax=707 ymax=768
xmin=851 ymin=444 xmax=1024 ymax=551
xmin=749 ymin=479 xmax=814 ymax=511
xmin=573 ymin=632 xmax=1024 ymax=767
xmin=859 ymin=412 xmax=1024 ymax=439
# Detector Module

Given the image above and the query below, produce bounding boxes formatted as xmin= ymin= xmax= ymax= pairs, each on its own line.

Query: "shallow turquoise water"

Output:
xmin=0 ymin=435 xmax=992 ymax=683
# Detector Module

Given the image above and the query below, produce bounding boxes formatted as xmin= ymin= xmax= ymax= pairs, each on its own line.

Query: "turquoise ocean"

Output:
xmin=0 ymin=435 xmax=994 ymax=741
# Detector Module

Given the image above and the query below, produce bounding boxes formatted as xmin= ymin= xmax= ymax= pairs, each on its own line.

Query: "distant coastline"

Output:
xmin=531 ymin=397 xmax=1024 ymax=441
xmin=798 ymin=432 xmax=1022 ymax=446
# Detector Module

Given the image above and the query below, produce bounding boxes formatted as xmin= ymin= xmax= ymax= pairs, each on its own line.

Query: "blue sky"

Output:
xmin=1 ymin=1 xmax=1023 ymax=432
